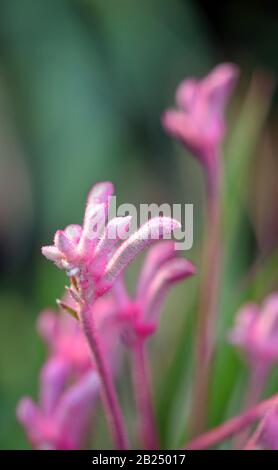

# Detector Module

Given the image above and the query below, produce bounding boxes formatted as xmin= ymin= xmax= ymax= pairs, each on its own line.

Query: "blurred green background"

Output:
xmin=0 ymin=0 xmax=278 ymax=449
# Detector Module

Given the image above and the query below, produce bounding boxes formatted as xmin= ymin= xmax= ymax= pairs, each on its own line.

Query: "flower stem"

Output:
xmin=80 ymin=305 xmax=128 ymax=449
xmin=233 ymin=362 xmax=269 ymax=448
xmin=244 ymin=413 xmax=268 ymax=450
xmin=132 ymin=340 xmax=159 ymax=449
xmin=189 ymin=157 xmax=222 ymax=436
xmin=184 ymin=393 xmax=278 ymax=449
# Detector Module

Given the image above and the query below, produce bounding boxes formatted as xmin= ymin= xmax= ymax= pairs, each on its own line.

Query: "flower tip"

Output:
xmin=54 ymin=230 xmax=77 ymax=262
xmin=161 ymin=109 xmax=175 ymax=132
xmin=170 ymin=217 xmax=181 ymax=230
xmin=41 ymin=245 xmax=61 ymax=262
xmin=159 ymin=216 xmax=181 ymax=233
xmin=208 ymin=62 xmax=240 ymax=96
xmin=16 ymin=397 xmax=37 ymax=426
xmin=184 ymin=259 xmax=197 ymax=277
xmin=146 ymin=216 xmax=181 ymax=240
xmin=161 ymin=109 xmax=191 ymax=144
xmin=168 ymin=258 xmax=196 ymax=282
xmin=87 ymin=181 xmax=114 ymax=205
xmin=218 ymin=62 xmax=240 ymax=79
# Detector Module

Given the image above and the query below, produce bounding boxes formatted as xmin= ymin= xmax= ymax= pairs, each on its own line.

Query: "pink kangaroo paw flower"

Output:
xmin=39 ymin=358 xmax=71 ymax=414
xmin=162 ymin=63 xmax=239 ymax=171
xmin=103 ymin=217 xmax=181 ymax=288
xmin=229 ymin=303 xmax=259 ymax=350
xmin=54 ymin=230 xmax=78 ymax=263
xmin=199 ymin=63 xmax=239 ymax=116
xmin=162 ymin=110 xmax=201 ymax=157
xmin=41 ymin=245 xmax=63 ymax=265
xmin=86 ymin=181 xmax=114 ymax=207
xmin=17 ymin=397 xmax=39 ymax=430
xmin=229 ymin=293 xmax=278 ymax=417
xmin=78 ymin=203 xmax=106 ymax=258
xmin=16 ymin=398 xmax=42 ymax=447
xmin=143 ymin=257 xmax=196 ymax=323
xmin=136 ymin=240 xmax=177 ymax=298
xmin=229 ymin=292 xmax=278 ymax=366
xmin=95 ymin=216 xmax=132 ymax=259
xmin=64 ymin=224 xmax=82 ymax=244
xmin=81 ymin=182 xmax=115 ymax=252
xmin=55 ymin=371 xmax=100 ymax=450
xmin=176 ymin=78 xmax=198 ymax=109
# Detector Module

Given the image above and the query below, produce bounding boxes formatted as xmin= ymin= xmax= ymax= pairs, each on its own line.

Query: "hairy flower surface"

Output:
xmin=229 ymin=293 xmax=278 ymax=367
xmin=42 ymin=182 xmax=181 ymax=303
xmin=162 ymin=63 xmax=239 ymax=171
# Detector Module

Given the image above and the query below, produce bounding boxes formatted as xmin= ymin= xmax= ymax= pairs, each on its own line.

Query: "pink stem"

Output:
xmin=184 ymin=393 xmax=278 ymax=450
xmin=80 ymin=305 xmax=128 ymax=450
xmin=189 ymin=156 xmax=222 ymax=436
xmin=132 ymin=340 xmax=159 ymax=449
xmin=244 ymin=415 xmax=267 ymax=450
xmin=234 ymin=363 xmax=269 ymax=448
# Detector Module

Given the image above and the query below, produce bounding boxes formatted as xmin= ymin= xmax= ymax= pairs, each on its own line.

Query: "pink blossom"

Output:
xmin=17 ymin=297 xmax=121 ymax=449
xmin=42 ymin=181 xmax=181 ymax=450
xmin=17 ymin=371 xmax=100 ymax=450
xmin=162 ymin=63 xmax=239 ymax=170
xmin=229 ymin=293 xmax=278 ymax=368
xmin=42 ymin=182 xmax=181 ymax=302
xmin=109 ymin=241 xmax=196 ymax=347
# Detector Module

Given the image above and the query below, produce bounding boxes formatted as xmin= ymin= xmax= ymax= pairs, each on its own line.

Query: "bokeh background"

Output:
xmin=1 ymin=0 xmax=278 ymax=449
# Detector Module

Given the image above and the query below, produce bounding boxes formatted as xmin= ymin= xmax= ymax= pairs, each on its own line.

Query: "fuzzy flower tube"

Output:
xmin=108 ymin=241 xmax=196 ymax=449
xmin=41 ymin=181 xmax=181 ymax=449
xmin=162 ymin=64 xmax=239 ymax=435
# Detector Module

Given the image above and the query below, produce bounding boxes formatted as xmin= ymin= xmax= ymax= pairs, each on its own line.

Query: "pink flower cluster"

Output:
xmin=18 ymin=181 xmax=194 ymax=449
xmin=42 ymin=182 xmax=180 ymax=302
xmin=17 ymin=296 xmax=121 ymax=449
xmin=17 ymin=63 xmax=278 ymax=451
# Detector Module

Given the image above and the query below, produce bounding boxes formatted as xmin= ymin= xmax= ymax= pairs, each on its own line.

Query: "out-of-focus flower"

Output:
xmin=42 ymin=182 xmax=181 ymax=303
xmin=37 ymin=294 xmax=121 ymax=379
xmin=17 ymin=371 xmax=100 ymax=450
xmin=17 ymin=296 xmax=122 ymax=449
xmin=42 ymin=182 xmax=181 ymax=450
xmin=162 ymin=63 xmax=239 ymax=175
xmin=229 ymin=293 xmax=278 ymax=368
xmin=110 ymin=241 xmax=196 ymax=347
